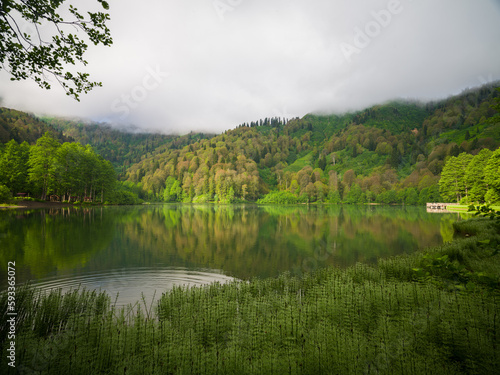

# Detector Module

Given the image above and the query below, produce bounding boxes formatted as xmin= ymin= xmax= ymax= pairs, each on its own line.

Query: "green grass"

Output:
xmin=328 ymin=149 xmax=388 ymax=177
xmin=284 ymin=152 xmax=314 ymax=173
xmin=447 ymin=205 xmax=500 ymax=212
xmin=0 ymin=202 xmax=21 ymax=208
xmin=1 ymin=219 xmax=499 ymax=374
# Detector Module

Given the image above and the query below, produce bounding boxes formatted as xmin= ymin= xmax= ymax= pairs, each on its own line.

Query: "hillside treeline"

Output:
xmin=123 ymin=85 xmax=499 ymax=204
xmin=0 ymin=107 xmax=73 ymax=144
xmin=40 ymin=117 xmax=215 ymax=177
xmin=1 ymin=83 xmax=499 ymax=205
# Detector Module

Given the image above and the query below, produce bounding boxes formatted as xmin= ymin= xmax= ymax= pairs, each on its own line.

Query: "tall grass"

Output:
xmin=1 ymin=219 xmax=499 ymax=374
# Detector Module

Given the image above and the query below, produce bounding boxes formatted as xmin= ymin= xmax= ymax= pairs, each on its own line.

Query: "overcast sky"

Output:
xmin=1 ymin=0 xmax=500 ymax=134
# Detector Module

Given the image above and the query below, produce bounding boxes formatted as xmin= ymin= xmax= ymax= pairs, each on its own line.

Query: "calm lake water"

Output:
xmin=0 ymin=204 xmax=463 ymax=306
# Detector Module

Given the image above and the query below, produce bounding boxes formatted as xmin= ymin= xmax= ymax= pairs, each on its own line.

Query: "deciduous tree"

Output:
xmin=466 ymin=148 xmax=492 ymax=203
xmin=28 ymin=132 xmax=60 ymax=200
xmin=439 ymin=153 xmax=473 ymax=203
xmin=0 ymin=139 xmax=29 ymax=193
xmin=0 ymin=0 xmax=112 ymax=100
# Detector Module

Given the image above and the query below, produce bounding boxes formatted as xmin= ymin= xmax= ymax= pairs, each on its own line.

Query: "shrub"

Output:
xmin=257 ymin=191 xmax=299 ymax=204
xmin=192 ymin=194 xmax=211 ymax=203
xmin=0 ymin=184 xmax=11 ymax=203
xmin=106 ymin=190 xmax=141 ymax=205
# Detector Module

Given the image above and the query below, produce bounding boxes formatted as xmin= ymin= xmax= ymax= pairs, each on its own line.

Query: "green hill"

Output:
xmin=39 ymin=118 xmax=215 ymax=178
xmin=0 ymin=107 xmax=73 ymax=144
xmin=121 ymin=83 xmax=500 ymax=203
xmin=1 ymin=83 xmax=499 ymax=204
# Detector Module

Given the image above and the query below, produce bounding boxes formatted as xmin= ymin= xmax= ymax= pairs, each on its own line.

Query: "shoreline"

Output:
xmin=0 ymin=200 xmax=101 ymax=210
xmin=446 ymin=204 xmax=500 ymax=212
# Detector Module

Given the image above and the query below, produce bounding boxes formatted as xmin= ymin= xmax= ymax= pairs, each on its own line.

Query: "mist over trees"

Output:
xmin=1 ymin=83 xmax=499 ymax=205
xmin=121 ymin=85 xmax=499 ymax=205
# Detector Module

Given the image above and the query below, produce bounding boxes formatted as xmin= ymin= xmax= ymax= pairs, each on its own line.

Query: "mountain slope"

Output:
xmin=40 ymin=118 xmax=215 ymax=177
xmin=0 ymin=108 xmax=73 ymax=144
xmin=1 ymin=83 xmax=499 ymax=204
xmin=122 ymin=83 xmax=499 ymax=202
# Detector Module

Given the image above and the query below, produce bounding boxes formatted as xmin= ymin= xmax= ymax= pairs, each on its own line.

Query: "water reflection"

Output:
xmin=28 ymin=267 xmax=235 ymax=307
xmin=0 ymin=204 xmax=459 ymax=305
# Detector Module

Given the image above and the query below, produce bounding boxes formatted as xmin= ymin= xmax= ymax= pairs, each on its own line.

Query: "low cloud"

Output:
xmin=1 ymin=0 xmax=499 ymax=134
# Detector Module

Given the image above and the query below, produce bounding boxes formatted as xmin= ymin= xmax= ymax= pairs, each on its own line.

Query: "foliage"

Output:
xmin=257 ymin=190 xmax=299 ymax=204
xmin=0 ymin=108 xmax=73 ymax=144
xmin=440 ymin=147 xmax=500 ymax=204
xmin=27 ymin=132 xmax=61 ymax=200
xmin=485 ymin=147 xmax=500 ymax=193
xmin=468 ymin=204 xmax=500 ymax=221
xmin=439 ymin=153 xmax=474 ymax=203
xmin=466 ymin=148 xmax=493 ymax=203
xmin=2 ymin=83 xmax=500 ymax=204
xmin=0 ymin=0 xmax=112 ymax=100
xmin=0 ymin=184 xmax=11 ymax=202
xmin=117 ymin=84 xmax=499 ymax=204
xmin=0 ymin=139 xmax=29 ymax=193
xmin=40 ymin=117 xmax=214 ymax=176
xmin=105 ymin=182 xmax=142 ymax=205
xmin=0 ymin=132 xmax=118 ymax=202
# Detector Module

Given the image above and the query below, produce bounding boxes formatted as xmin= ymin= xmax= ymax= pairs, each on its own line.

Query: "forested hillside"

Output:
xmin=0 ymin=109 xmax=215 ymax=204
xmin=0 ymin=111 xmax=214 ymax=179
xmin=123 ymin=84 xmax=500 ymax=204
xmin=0 ymin=108 xmax=73 ymax=144
xmin=39 ymin=118 xmax=215 ymax=178
xmin=1 ymin=83 xmax=499 ymax=205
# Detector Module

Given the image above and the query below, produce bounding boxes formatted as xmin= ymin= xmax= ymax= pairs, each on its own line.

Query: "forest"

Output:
xmin=440 ymin=148 xmax=500 ymax=204
xmin=0 ymin=132 xmax=118 ymax=204
xmin=1 ymin=83 xmax=499 ymax=205
xmin=119 ymin=84 xmax=500 ymax=205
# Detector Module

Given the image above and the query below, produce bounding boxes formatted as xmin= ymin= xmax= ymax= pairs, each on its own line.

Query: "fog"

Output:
xmin=1 ymin=0 xmax=499 ymax=134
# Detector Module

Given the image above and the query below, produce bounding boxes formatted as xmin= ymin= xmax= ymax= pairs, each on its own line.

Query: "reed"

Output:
xmin=1 ymin=218 xmax=499 ymax=374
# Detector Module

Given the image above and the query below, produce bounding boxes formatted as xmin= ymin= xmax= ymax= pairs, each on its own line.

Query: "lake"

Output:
xmin=0 ymin=204 xmax=462 ymax=306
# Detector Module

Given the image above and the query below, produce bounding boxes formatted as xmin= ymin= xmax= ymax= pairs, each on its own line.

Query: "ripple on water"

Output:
xmin=27 ymin=267 xmax=236 ymax=307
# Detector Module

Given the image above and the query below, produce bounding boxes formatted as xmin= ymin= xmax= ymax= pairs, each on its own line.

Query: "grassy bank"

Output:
xmin=1 ymin=219 xmax=499 ymax=374
xmin=446 ymin=205 xmax=500 ymax=212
